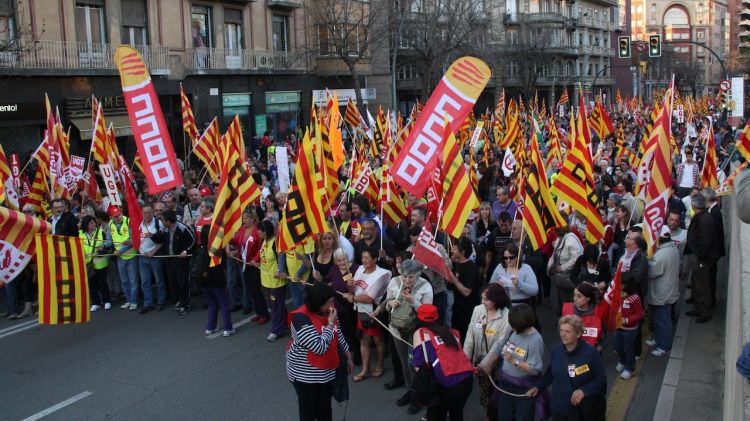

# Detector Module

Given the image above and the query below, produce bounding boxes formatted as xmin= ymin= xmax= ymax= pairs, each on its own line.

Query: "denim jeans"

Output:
xmin=289 ymin=281 xmax=305 ymax=309
xmin=226 ymin=259 xmax=243 ymax=307
xmin=117 ymin=257 xmax=139 ymax=305
xmin=614 ymin=328 xmax=637 ymax=371
xmin=4 ymin=281 xmax=19 ymax=314
xmin=445 ymin=290 xmax=455 ymax=328
xmin=138 ymin=256 xmax=166 ymax=307
xmin=651 ymin=304 xmax=674 ymax=351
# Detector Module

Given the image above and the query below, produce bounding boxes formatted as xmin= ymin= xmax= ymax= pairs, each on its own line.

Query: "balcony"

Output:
xmin=525 ymin=13 xmax=567 ymax=24
xmin=187 ymin=48 xmax=307 ymax=73
xmin=396 ymin=79 xmax=423 ymax=91
xmin=494 ymin=43 xmax=578 ymax=56
xmin=579 ymin=45 xmax=614 ymax=56
xmin=0 ymin=41 xmax=170 ymax=75
xmin=267 ymin=0 xmax=303 ymax=8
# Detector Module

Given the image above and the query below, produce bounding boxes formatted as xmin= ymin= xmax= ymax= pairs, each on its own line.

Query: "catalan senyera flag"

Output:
xmin=378 ymin=164 xmax=408 ymax=225
xmin=26 ymin=166 xmax=49 ymax=218
xmin=495 ymin=89 xmax=506 ymax=121
xmin=701 ymin=121 xmax=718 ymax=189
xmin=717 ymin=162 xmax=749 ymax=196
xmin=501 ymin=100 xmax=520 ymax=149
xmin=439 ymin=124 xmax=479 ymax=239
xmin=180 ymin=84 xmax=199 ymax=142
xmin=318 ymin=116 xmax=341 ymax=213
xmin=641 ymin=87 xmax=674 ymax=255
xmin=551 ymin=94 xmax=604 ymax=244
xmin=524 ymin=126 xmax=566 ymax=250
xmin=344 ymin=98 xmax=362 ymax=128
xmin=589 ymin=102 xmax=615 ymax=139
xmin=0 ymin=144 xmax=19 ymax=209
xmin=545 ymin=116 xmax=563 ymax=170
xmin=194 ymin=117 xmax=221 ymax=182
xmin=278 ymin=130 xmax=328 ymax=253
xmin=91 ymin=99 xmax=110 ymax=165
xmin=735 ymin=123 xmax=750 ymax=162
xmin=558 ymin=88 xmax=569 ymax=106
xmin=0 ymin=206 xmax=51 ymax=284
xmin=36 ymin=233 xmax=89 ymax=324
xmin=208 ymin=126 xmax=262 ymax=266
xmin=221 ymin=115 xmax=246 ymax=165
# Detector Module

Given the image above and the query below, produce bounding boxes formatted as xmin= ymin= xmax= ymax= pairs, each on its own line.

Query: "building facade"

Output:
xmin=0 ymin=0 xmax=382 ymax=162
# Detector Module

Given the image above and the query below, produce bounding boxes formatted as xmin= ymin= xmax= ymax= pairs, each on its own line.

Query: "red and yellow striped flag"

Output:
xmin=589 ymin=102 xmax=615 ymax=139
xmin=0 ymin=143 xmax=19 ymax=209
xmin=551 ymin=94 xmax=604 ymax=244
xmin=0 ymin=206 xmax=51 ymax=284
xmin=207 ymin=129 xmax=262 ymax=266
xmin=736 ymin=123 xmax=750 ymax=162
xmin=642 ymin=87 xmax=674 ymax=255
xmin=25 ymin=165 xmax=49 ymax=218
xmin=523 ymin=125 xmax=567 ymax=250
xmin=181 ymin=84 xmax=198 ymax=142
xmin=36 ymin=233 xmax=89 ymax=324
xmin=378 ymin=164 xmax=408 ymax=225
xmin=439 ymin=124 xmax=479 ymax=239
xmin=278 ymin=129 xmax=328 ymax=253
xmin=344 ymin=98 xmax=362 ymax=128
xmin=558 ymin=88 xmax=569 ymax=106
xmin=91 ymin=99 xmax=109 ymax=165
xmin=701 ymin=122 xmax=718 ymax=188
xmin=317 ymin=116 xmax=341 ymax=213
xmin=194 ymin=117 xmax=220 ymax=182
xmin=501 ymin=100 xmax=520 ymax=149
xmin=495 ymin=89 xmax=506 ymax=121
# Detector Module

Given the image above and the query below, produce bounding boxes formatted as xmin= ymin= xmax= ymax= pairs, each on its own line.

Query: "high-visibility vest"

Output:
xmin=109 ymin=216 xmax=137 ymax=260
xmin=80 ymin=228 xmax=109 ymax=269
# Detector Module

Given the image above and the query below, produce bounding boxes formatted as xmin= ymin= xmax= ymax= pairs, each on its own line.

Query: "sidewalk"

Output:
xmin=652 ymin=259 xmax=727 ymax=421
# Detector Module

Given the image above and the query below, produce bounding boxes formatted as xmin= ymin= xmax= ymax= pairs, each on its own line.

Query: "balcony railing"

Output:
xmin=579 ymin=45 xmax=614 ymax=56
xmin=505 ymin=12 xmax=567 ymax=24
xmin=187 ymin=48 xmax=306 ymax=72
xmin=0 ymin=40 xmax=170 ymax=73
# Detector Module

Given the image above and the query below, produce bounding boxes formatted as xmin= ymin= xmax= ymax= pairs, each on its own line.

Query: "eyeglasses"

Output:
xmin=503 ymin=255 xmax=517 ymax=260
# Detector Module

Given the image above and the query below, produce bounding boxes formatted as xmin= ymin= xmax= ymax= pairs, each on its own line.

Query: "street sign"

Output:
xmin=720 ymin=80 xmax=731 ymax=92
xmin=635 ymin=42 xmax=647 ymax=53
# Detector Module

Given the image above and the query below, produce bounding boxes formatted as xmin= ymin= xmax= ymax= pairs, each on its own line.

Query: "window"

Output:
xmin=121 ymin=0 xmax=147 ymax=45
xmin=664 ymin=6 xmax=689 ymax=26
xmin=76 ymin=2 xmax=107 ymax=44
xmin=396 ymin=64 xmax=419 ymax=80
xmin=272 ymin=14 xmax=289 ymax=52
xmin=508 ymin=29 xmax=518 ymax=44
xmin=697 ymin=30 xmax=705 ymax=39
xmin=410 ymin=0 xmax=423 ymax=13
xmin=506 ymin=61 xmax=518 ymax=77
xmin=224 ymin=9 xmax=243 ymax=51
xmin=191 ymin=5 xmax=212 ymax=48
xmin=318 ymin=25 xmax=331 ymax=55
xmin=0 ymin=0 xmax=15 ymax=46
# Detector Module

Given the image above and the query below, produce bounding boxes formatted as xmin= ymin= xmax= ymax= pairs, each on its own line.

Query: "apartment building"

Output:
xmin=0 ymin=0 xmax=375 ymax=160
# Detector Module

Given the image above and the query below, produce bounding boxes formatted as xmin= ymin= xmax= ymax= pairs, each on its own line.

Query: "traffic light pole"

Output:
xmin=662 ymin=40 xmax=728 ymax=80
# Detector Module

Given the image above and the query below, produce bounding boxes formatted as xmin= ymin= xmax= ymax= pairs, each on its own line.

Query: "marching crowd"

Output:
xmin=1 ymin=103 xmax=741 ymax=421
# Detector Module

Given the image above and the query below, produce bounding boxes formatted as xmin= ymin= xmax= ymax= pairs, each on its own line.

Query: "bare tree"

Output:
xmin=674 ymin=60 xmax=704 ymax=97
xmin=0 ymin=0 xmax=43 ymax=56
xmin=302 ymin=0 xmax=388 ymax=110
xmin=498 ymin=23 xmax=557 ymax=102
xmin=392 ymin=0 xmax=492 ymax=99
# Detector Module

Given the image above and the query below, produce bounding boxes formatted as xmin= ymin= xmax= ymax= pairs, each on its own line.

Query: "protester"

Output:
xmin=161 ymin=209 xmax=196 ymax=315
xmin=562 ymin=282 xmax=603 ymax=350
xmin=467 ymin=284 xmax=513 ymax=420
xmin=324 ymin=248 xmax=361 ymax=365
xmin=107 ymin=206 xmax=140 ymax=311
xmin=232 ymin=208 xmax=268 ymax=324
xmin=526 ymin=315 xmax=607 ymax=421
xmin=548 ymin=226 xmax=583 ymax=315
xmin=287 ymin=282 xmax=353 ymax=421
xmin=80 ymin=215 xmax=111 ymax=312
xmin=259 ymin=220 xmax=288 ymax=342
xmin=614 ymin=272 xmax=644 ymax=380
xmin=137 ymin=203 xmax=167 ymax=314
xmin=448 ymin=236 xmax=482 ymax=341
xmin=489 ymin=242 xmax=539 ymax=308
xmin=195 ymin=226 xmax=234 ymax=337
xmin=412 ymin=303 xmax=475 ymax=421
xmin=685 ymin=193 xmax=720 ymax=323
xmin=50 ymin=198 xmax=78 ymax=236
xmin=647 ymin=226 xmax=681 ymax=357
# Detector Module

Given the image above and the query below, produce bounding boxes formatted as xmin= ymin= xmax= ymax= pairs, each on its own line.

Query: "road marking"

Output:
xmin=0 ymin=321 xmax=39 ymax=339
xmin=21 ymin=391 xmax=93 ymax=421
xmin=206 ymin=298 xmax=293 ymax=339
xmin=0 ymin=319 xmax=37 ymax=335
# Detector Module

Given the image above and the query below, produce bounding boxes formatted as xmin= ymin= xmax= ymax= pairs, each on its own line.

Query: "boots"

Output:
xmin=11 ymin=302 xmax=32 ymax=319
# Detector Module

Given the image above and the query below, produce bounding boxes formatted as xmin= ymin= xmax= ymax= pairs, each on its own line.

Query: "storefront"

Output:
xmin=222 ymin=92 xmax=253 ymax=142
xmin=263 ymin=91 xmax=301 ymax=140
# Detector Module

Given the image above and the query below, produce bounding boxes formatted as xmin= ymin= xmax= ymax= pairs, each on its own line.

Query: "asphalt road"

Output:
xmin=0 ymin=283 xmax=671 ymax=421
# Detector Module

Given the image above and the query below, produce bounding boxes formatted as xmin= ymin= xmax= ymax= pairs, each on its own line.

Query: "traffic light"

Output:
xmin=618 ymin=36 xmax=631 ymax=58
xmin=649 ymin=34 xmax=661 ymax=57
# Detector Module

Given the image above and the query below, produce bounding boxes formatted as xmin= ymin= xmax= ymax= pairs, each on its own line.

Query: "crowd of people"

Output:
xmin=0 ymin=101 xmax=741 ymax=421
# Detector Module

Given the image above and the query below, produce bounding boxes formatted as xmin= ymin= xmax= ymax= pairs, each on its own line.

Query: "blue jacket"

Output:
xmin=536 ymin=340 xmax=607 ymax=416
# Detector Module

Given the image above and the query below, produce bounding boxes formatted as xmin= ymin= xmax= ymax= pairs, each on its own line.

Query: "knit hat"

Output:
xmin=416 ymin=304 xmax=439 ymax=323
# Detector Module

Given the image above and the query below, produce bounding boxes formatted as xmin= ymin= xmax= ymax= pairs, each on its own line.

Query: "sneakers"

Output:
xmin=178 ymin=307 xmax=191 ymax=316
xmin=104 ymin=303 xmax=112 ymax=310
xmin=121 ymin=302 xmax=131 ymax=309
xmin=645 ymin=339 xmax=657 ymax=347
xmin=620 ymin=370 xmax=633 ymax=380
xmin=266 ymin=333 xmax=279 ymax=342
xmin=90 ymin=305 xmax=101 ymax=312
xmin=129 ymin=304 xmax=138 ymax=311
xmin=223 ymin=328 xmax=235 ymax=337
xmin=651 ymin=348 xmax=669 ymax=357
xmin=173 ymin=303 xmax=182 ymax=311
xmin=615 ymin=363 xmax=625 ymax=373
xmin=204 ymin=328 xmax=219 ymax=335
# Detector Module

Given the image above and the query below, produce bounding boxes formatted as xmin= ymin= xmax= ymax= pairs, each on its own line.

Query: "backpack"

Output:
xmin=390 ymin=278 xmax=427 ymax=336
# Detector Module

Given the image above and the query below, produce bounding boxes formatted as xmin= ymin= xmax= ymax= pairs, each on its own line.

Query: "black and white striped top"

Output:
xmin=286 ymin=313 xmax=349 ymax=383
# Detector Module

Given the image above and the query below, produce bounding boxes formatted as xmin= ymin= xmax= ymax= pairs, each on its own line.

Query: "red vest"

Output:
xmin=562 ymin=303 xmax=602 ymax=347
xmin=290 ymin=305 xmax=340 ymax=370
xmin=417 ymin=328 xmax=474 ymax=377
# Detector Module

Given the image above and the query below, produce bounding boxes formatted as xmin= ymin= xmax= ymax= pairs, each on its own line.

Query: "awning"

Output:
xmin=70 ymin=115 xmax=132 ymax=140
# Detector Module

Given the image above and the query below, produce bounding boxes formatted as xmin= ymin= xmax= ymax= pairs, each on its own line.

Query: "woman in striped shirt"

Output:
xmin=287 ymin=283 xmax=353 ymax=421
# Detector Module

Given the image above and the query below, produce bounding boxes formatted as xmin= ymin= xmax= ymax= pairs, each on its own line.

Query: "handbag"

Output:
xmin=358 ymin=312 xmax=377 ymax=328
xmin=408 ymin=340 xmax=440 ymax=407
xmin=554 ymin=271 xmax=576 ymax=290
xmin=332 ymin=346 xmax=350 ymax=403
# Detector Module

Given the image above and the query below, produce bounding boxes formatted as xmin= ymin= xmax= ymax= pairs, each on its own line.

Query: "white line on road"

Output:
xmin=20 ymin=391 xmax=93 ymax=421
xmin=0 ymin=319 xmax=37 ymax=335
xmin=0 ymin=321 xmax=39 ymax=339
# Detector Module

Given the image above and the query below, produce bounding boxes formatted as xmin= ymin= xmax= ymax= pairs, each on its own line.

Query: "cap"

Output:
xmin=659 ymin=225 xmax=671 ymax=238
xmin=199 ymin=186 xmax=212 ymax=197
xmin=416 ymin=304 xmax=439 ymax=323
xmin=108 ymin=206 xmax=122 ymax=218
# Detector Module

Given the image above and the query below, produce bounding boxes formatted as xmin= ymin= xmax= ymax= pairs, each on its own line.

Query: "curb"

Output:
xmin=651 ymin=311 xmax=691 ymax=421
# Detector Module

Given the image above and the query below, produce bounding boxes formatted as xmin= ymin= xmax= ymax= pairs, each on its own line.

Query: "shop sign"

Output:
xmin=265 ymin=91 xmax=301 ymax=105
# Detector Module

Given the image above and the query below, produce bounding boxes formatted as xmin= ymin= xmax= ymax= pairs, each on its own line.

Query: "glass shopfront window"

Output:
xmin=264 ymin=91 xmax=300 ymax=140
xmin=222 ymin=93 xmax=252 ymax=143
